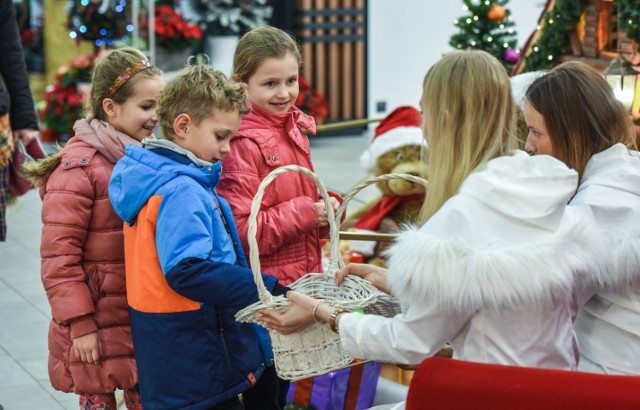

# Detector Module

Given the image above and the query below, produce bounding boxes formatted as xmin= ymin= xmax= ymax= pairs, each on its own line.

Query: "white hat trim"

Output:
xmin=359 ymin=127 xmax=426 ymax=171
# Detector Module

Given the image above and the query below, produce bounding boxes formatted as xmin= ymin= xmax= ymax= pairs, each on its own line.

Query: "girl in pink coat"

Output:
xmin=218 ymin=26 xmax=339 ymax=287
xmin=217 ymin=25 xmax=341 ymax=408
xmin=25 ymin=47 xmax=163 ymax=410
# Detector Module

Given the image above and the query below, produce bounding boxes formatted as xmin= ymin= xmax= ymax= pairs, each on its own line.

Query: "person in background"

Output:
xmin=0 ymin=0 xmax=40 ymax=241
xmin=523 ymin=61 xmax=640 ymax=375
xmin=24 ymin=47 xmax=164 ymax=409
xmin=217 ymin=25 xmax=340 ymax=408
xmin=258 ymin=50 xmax=606 ymax=386
xmin=108 ymin=61 xmax=290 ymax=410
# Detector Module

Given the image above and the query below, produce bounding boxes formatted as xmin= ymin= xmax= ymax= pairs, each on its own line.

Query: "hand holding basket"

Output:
xmin=235 ymin=165 xmax=383 ymax=380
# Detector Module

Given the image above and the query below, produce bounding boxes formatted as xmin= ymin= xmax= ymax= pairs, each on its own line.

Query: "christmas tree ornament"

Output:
xmin=488 ymin=4 xmax=506 ymax=21
xmin=450 ymin=0 xmax=517 ymax=71
xmin=503 ymin=47 xmax=520 ymax=64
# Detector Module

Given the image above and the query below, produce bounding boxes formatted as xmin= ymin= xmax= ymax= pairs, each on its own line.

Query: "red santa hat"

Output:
xmin=360 ymin=106 xmax=426 ymax=172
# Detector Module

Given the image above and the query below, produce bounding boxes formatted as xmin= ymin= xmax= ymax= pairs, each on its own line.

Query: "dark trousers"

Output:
xmin=210 ymin=395 xmax=243 ymax=410
xmin=243 ymin=366 xmax=290 ymax=410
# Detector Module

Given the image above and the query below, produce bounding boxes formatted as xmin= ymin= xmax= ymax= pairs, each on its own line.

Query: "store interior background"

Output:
xmin=31 ymin=1 xmax=546 ymax=130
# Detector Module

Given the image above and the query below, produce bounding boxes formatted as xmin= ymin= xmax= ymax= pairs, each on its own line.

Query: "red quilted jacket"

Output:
xmin=218 ymin=105 xmax=327 ymax=285
xmin=34 ymin=137 xmax=136 ymax=393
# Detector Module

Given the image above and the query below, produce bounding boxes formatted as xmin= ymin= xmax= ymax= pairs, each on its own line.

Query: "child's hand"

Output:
xmin=313 ymin=197 xmax=340 ymax=227
xmin=73 ymin=332 xmax=101 ymax=365
xmin=336 ymin=263 xmax=391 ymax=294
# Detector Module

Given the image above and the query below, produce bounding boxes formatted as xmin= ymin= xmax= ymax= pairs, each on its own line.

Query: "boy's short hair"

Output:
xmin=157 ymin=62 xmax=249 ymax=140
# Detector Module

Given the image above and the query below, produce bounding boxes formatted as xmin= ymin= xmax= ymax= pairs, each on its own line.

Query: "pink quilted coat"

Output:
xmin=32 ymin=137 xmax=136 ymax=393
xmin=218 ymin=105 xmax=328 ymax=286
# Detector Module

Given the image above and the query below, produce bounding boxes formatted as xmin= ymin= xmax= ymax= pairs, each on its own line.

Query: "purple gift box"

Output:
xmin=286 ymin=361 xmax=381 ymax=410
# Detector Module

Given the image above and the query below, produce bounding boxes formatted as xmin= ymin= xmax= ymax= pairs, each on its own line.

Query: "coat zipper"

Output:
xmin=217 ymin=309 xmax=234 ymax=373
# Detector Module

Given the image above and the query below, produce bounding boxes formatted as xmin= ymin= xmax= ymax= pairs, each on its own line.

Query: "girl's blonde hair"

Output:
xmin=89 ymin=47 xmax=161 ymax=121
xmin=525 ymin=61 xmax=636 ymax=179
xmin=232 ymin=25 xmax=302 ymax=82
xmin=157 ymin=60 xmax=249 ymax=141
xmin=419 ymin=50 xmax=517 ymax=223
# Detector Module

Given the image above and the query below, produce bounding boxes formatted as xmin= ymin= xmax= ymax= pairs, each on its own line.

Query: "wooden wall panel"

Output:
xmin=294 ymin=0 xmax=367 ymax=122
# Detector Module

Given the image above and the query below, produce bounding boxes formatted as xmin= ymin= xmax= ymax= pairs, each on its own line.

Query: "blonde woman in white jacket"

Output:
xmin=524 ymin=61 xmax=640 ymax=375
xmin=258 ymin=50 xmax=606 ymax=371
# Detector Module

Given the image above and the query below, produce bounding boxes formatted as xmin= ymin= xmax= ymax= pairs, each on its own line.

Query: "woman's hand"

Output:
xmin=73 ymin=332 xmax=100 ymax=365
xmin=12 ymin=128 xmax=39 ymax=145
xmin=257 ymin=291 xmax=330 ymax=335
xmin=336 ymin=263 xmax=391 ymax=294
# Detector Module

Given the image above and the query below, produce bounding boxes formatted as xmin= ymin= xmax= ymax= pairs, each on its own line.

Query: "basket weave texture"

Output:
xmin=235 ymin=165 xmax=384 ymax=380
xmin=234 ymin=165 xmax=429 ymax=380
xmin=336 ymin=172 xmax=429 ymax=317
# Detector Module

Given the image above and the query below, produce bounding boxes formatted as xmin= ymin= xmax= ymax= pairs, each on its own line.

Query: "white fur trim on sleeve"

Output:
xmin=385 ymin=216 xmax=606 ymax=312
xmin=597 ymin=228 xmax=640 ymax=289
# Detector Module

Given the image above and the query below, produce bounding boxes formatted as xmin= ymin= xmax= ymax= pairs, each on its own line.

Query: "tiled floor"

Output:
xmin=0 ymin=132 xmax=377 ymax=409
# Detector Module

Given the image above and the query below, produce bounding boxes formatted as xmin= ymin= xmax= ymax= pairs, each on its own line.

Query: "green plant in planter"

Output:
xmin=186 ymin=0 xmax=273 ymax=36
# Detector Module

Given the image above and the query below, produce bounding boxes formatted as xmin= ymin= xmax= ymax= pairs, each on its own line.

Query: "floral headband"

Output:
xmin=106 ymin=59 xmax=153 ymax=98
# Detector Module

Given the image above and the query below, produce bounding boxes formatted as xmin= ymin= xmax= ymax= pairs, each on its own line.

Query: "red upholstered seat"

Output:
xmin=406 ymin=356 xmax=640 ymax=410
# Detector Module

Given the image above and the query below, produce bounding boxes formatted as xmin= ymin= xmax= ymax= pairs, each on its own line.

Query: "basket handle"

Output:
xmin=330 ymin=173 xmax=429 ymax=269
xmin=247 ymin=165 xmax=341 ymax=304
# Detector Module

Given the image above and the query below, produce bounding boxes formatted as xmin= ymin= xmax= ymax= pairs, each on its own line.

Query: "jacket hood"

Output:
xmin=109 ymin=140 xmax=222 ymax=225
xmin=23 ymin=154 xmax=61 ymax=187
xmin=572 ymin=143 xmax=640 ymax=288
xmin=23 ymin=138 xmax=94 ymax=187
xmin=577 ymin=144 xmax=640 ymax=221
xmin=463 ymin=150 xmax=578 ymax=230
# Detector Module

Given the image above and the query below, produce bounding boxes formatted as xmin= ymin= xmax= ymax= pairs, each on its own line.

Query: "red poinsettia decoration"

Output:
xmin=39 ymin=54 xmax=95 ymax=143
xmin=154 ymin=4 xmax=203 ymax=51
xmin=295 ymin=75 xmax=329 ymax=125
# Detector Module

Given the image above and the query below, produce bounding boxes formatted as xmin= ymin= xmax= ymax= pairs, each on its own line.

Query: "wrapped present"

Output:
xmin=380 ymin=363 xmax=414 ymax=386
xmin=286 ymin=361 xmax=381 ymax=410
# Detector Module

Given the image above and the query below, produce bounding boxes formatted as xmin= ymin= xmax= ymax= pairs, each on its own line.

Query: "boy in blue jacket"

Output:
xmin=109 ymin=61 xmax=288 ymax=410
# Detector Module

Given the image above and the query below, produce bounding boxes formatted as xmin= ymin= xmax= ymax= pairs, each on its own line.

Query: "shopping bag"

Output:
xmin=286 ymin=361 xmax=381 ymax=410
xmin=9 ymin=137 xmax=46 ymax=196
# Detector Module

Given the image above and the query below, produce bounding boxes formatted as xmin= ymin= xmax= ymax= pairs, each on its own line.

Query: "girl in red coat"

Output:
xmin=219 ymin=25 xmax=339 ymax=286
xmin=217 ymin=25 xmax=340 ymax=408
xmin=25 ymin=47 xmax=163 ymax=409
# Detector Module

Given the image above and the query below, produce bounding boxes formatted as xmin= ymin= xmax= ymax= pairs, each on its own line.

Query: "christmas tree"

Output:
xmin=450 ymin=0 xmax=519 ymax=72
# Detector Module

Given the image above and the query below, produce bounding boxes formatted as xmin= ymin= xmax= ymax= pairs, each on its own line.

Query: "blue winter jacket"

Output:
xmin=109 ymin=141 xmax=278 ymax=410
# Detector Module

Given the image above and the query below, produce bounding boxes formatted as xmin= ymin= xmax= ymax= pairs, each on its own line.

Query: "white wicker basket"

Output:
xmin=335 ymin=173 xmax=429 ymax=318
xmin=235 ymin=165 xmax=383 ymax=381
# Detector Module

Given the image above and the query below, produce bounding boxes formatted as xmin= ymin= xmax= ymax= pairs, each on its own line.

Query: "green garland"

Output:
xmin=521 ymin=0 xmax=584 ymax=72
xmin=522 ymin=0 xmax=640 ymax=73
xmin=618 ymin=0 xmax=640 ymax=43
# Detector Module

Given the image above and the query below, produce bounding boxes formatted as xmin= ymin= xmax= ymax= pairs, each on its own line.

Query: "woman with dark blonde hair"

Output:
xmin=524 ymin=61 xmax=640 ymax=375
xmin=258 ymin=50 xmax=606 ymax=378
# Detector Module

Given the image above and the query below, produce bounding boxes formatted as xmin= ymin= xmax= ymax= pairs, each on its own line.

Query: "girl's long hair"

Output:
xmin=419 ymin=50 xmax=517 ymax=223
